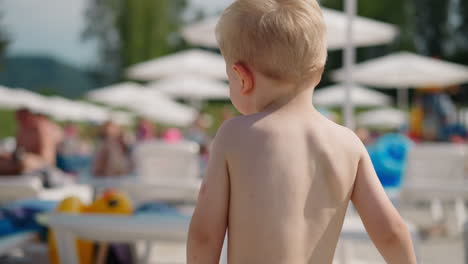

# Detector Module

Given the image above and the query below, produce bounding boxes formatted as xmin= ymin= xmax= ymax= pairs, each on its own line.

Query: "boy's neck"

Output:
xmin=255 ymin=81 xmax=318 ymax=114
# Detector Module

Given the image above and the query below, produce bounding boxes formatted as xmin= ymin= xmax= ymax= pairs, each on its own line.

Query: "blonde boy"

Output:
xmin=187 ymin=0 xmax=417 ymax=263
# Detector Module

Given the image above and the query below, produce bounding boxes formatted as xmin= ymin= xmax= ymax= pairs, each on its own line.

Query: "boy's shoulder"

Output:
xmin=217 ymin=112 xmax=281 ymax=138
xmin=213 ymin=113 xmax=272 ymax=151
xmin=216 ymin=114 xmax=260 ymax=140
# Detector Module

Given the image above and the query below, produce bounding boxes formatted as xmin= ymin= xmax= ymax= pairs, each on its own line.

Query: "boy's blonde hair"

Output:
xmin=216 ymin=0 xmax=327 ymax=83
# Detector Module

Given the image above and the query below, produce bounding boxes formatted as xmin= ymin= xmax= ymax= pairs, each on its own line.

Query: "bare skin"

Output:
xmin=187 ymin=63 xmax=417 ymax=264
xmin=0 ymin=111 xmax=62 ymax=176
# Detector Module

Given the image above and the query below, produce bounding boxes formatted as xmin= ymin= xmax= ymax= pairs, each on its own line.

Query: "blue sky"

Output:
xmin=3 ymin=0 xmax=233 ymax=68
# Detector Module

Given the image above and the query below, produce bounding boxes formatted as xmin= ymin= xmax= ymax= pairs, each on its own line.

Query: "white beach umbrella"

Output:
xmin=148 ymin=75 xmax=230 ymax=101
xmin=357 ymin=108 xmax=408 ymax=129
xmin=61 ymin=101 xmax=131 ymax=124
xmin=87 ymin=82 xmax=197 ymax=126
xmin=0 ymin=87 xmax=47 ymax=111
xmin=0 ymin=86 xmax=21 ymax=109
xmin=126 ymin=49 xmax=227 ymax=81
xmin=0 ymin=86 xmax=125 ymax=123
xmin=87 ymin=82 xmax=144 ymax=107
xmin=0 ymin=86 xmax=14 ymax=107
xmin=130 ymin=98 xmax=197 ymax=127
xmin=108 ymin=111 xmax=134 ymax=126
xmin=313 ymin=84 xmax=391 ymax=108
xmin=332 ymin=52 xmax=468 ymax=108
xmin=43 ymin=97 xmax=86 ymax=121
xmin=34 ymin=97 xmax=111 ymax=123
xmin=181 ymin=8 xmax=398 ymax=50
xmin=181 ymin=17 xmax=219 ymax=49
xmin=324 ymin=7 xmax=398 ymax=50
xmin=72 ymin=101 xmax=111 ymax=123
xmin=332 ymin=52 xmax=468 ymax=88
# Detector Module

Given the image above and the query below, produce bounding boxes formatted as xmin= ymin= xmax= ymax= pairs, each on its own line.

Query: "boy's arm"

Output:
xmin=187 ymin=126 xmax=230 ymax=264
xmin=351 ymin=146 xmax=417 ymax=264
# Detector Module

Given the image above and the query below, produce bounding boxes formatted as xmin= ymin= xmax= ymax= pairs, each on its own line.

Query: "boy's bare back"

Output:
xmin=189 ymin=104 xmax=416 ymax=264
xmin=224 ymin=108 xmax=360 ymax=263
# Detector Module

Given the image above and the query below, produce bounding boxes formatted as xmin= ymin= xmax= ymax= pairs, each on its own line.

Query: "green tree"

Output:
xmin=83 ymin=0 xmax=188 ymax=83
xmin=447 ymin=0 xmax=468 ymax=65
xmin=0 ymin=0 xmax=9 ymax=67
xmin=409 ymin=0 xmax=450 ymax=57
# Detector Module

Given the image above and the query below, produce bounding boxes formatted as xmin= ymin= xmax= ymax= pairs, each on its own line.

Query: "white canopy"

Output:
xmin=0 ymin=86 xmax=132 ymax=123
xmin=332 ymin=52 xmax=468 ymax=88
xmin=313 ymin=84 xmax=391 ymax=108
xmin=148 ymin=75 xmax=230 ymax=101
xmin=87 ymin=82 xmax=197 ymax=127
xmin=70 ymin=101 xmax=113 ymax=123
xmin=357 ymin=108 xmax=408 ymax=129
xmin=108 ymin=111 xmax=134 ymax=126
xmin=126 ymin=49 xmax=227 ymax=81
xmin=0 ymin=86 xmax=47 ymax=110
xmin=43 ymin=97 xmax=96 ymax=122
xmin=49 ymin=100 xmax=133 ymax=124
xmin=87 ymin=82 xmax=144 ymax=106
xmin=130 ymin=95 xmax=197 ymax=127
xmin=181 ymin=8 xmax=398 ymax=50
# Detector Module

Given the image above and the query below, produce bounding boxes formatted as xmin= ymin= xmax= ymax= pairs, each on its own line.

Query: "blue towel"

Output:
xmin=0 ymin=199 xmax=57 ymax=238
xmin=0 ymin=219 xmax=15 ymax=236
xmin=135 ymin=202 xmax=188 ymax=219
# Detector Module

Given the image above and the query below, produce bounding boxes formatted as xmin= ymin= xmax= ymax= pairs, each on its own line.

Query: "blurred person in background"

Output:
xmin=0 ymin=109 xmax=63 ymax=175
xmin=135 ymin=117 xmax=157 ymax=142
xmin=185 ymin=113 xmax=212 ymax=146
xmin=58 ymin=123 xmax=82 ymax=155
xmin=222 ymin=106 xmax=237 ymax=122
xmin=185 ymin=113 xmax=213 ymax=173
xmin=355 ymin=127 xmax=373 ymax=145
xmin=92 ymin=121 xmax=132 ymax=177
xmin=163 ymin=128 xmax=184 ymax=143
xmin=56 ymin=123 xmax=91 ymax=175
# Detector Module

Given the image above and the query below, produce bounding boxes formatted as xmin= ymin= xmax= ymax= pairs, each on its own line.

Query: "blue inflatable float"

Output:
xmin=368 ymin=134 xmax=413 ymax=189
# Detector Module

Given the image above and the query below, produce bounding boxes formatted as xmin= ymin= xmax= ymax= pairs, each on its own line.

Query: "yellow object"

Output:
xmin=55 ymin=196 xmax=86 ymax=212
xmin=419 ymin=85 xmax=445 ymax=93
xmin=87 ymin=189 xmax=133 ymax=215
xmin=48 ymin=197 xmax=94 ymax=264
xmin=410 ymin=105 xmax=424 ymax=138
xmin=48 ymin=191 xmax=134 ymax=264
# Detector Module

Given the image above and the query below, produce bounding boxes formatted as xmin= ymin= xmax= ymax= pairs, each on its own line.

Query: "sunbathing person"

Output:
xmin=187 ymin=1 xmax=417 ymax=263
xmin=0 ymin=109 xmax=62 ymax=176
xmin=92 ymin=121 xmax=132 ymax=177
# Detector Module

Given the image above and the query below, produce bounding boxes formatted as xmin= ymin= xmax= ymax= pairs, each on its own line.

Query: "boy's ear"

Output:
xmin=233 ymin=63 xmax=255 ymax=95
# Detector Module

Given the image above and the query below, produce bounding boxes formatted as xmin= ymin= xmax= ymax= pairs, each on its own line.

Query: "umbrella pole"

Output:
xmin=343 ymin=0 xmax=357 ymax=129
xmin=397 ymin=88 xmax=409 ymax=110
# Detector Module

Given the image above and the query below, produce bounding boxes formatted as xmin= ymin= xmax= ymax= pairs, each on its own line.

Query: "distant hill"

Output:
xmin=0 ymin=55 xmax=97 ymax=98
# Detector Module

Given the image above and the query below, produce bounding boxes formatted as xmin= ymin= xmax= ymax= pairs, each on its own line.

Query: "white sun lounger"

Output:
xmin=0 ymin=176 xmax=92 ymax=204
xmin=337 ymin=215 xmax=420 ymax=264
xmin=80 ymin=175 xmax=201 ymax=205
xmin=47 ymin=213 xmax=193 ymax=264
xmin=401 ymin=143 xmax=468 ymax=231
xmin=81 ymin=140 xmax=203 ymax=204
xmin=0 ymin=232 xmax=36 ymax=257
xmin=464 ymin=221 xmax=468 ymax=264
xmin=133 ymin=140 xmax=200 ymax=181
